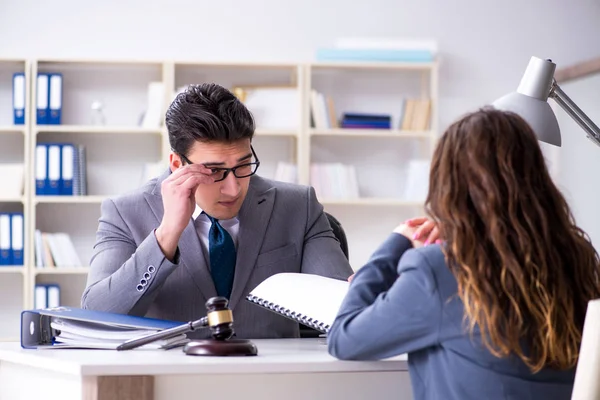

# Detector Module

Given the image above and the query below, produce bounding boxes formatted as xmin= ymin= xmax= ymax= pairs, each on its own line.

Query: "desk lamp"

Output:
xmin=492 ymin=56 xmax=600 ymax=147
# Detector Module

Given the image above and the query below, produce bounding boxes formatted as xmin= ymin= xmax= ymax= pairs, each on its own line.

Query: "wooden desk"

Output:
xmin=0 ymin=339 xmax=412 ymax=400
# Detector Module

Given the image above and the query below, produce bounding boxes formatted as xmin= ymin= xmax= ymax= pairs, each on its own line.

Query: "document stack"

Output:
xmin=35 ymin=143 xmax=87 ymax=196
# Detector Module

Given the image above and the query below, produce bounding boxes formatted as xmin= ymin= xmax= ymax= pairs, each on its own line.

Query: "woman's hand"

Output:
xmin=396 ymin=216 xmax=442 ymax=246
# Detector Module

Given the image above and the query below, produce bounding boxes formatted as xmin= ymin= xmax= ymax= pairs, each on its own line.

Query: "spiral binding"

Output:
xmin=246 ymin=295 xmax=329 ymax=333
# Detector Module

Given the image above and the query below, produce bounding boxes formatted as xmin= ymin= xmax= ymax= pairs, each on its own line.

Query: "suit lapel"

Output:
xmin=228 ymin=179 xmax=276 ymax=310
xmin=145 ymin=169 xmax=217 ymax=303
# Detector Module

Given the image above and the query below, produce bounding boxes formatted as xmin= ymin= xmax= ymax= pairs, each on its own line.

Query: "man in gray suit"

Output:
xmin=81 ymin=83 xmax=353 ymax=339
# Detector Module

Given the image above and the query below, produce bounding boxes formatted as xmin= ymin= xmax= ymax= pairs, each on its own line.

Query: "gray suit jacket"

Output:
xmin=82 ymin=170 xmax=353 ymax=339
xmin=328 ymin=234 xmax=575 ymax=400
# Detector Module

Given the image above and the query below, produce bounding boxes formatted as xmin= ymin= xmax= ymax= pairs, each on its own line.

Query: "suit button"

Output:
xmin=136 ymin=284 xmax=144 ymax=292
xmin=140 ymin=279 xmax=147 ymax=286
xmin=147 ymin=265 xmax=156 ymax=273
xmin=143 ymin=272 xmax=151 ymax=279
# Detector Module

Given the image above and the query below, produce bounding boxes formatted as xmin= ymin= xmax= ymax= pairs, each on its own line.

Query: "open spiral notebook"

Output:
xmin=246 ymin=273 xmax=350 ymax=333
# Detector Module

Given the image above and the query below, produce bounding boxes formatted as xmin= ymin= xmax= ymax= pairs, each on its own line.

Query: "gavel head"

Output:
xmin=205 ymin=297 xmax=234 ymax=341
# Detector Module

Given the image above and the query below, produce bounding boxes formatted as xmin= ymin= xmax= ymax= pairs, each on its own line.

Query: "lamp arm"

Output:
xmin=550 ymin=81 xmax=600 ymax=147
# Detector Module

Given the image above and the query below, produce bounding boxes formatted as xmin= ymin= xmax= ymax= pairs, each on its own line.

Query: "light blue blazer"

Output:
xmin=327 ymin=233 xmax=575 ymax=400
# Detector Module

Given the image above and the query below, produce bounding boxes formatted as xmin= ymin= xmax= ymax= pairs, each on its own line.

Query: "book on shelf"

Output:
xmin=340 ymin=113 xmax=392 ymax=129
xmin=246 ymin=273 xmax=350 ymax=333
xmin=237 ymin=86 xmax=300 ymax=130
xmin=0 ymin=163 xmax=24 ymax=199
xmin=21 ymin=306 xmax=189 ymax=350
xmin=36 ymin=73 xmax=63 ymax=125
xmin=34 ymin=284 xmax=60 ymax=309
xmin=35 ymin=142 xmax=87 ymax=196
xmin=310 ymin=163 xmax=359 ymax=199
xmin=310 ymin=90 xmax=338 ymax=129
xmin=34 ymin=230 xmax=82 ymax=268
xmin=0 ymin=213 xmax=24 ymax=266
xmin=274 ymin=161 xmax=298 ymax=184
xmin=400 ymin=99 xmax=431 ymax=131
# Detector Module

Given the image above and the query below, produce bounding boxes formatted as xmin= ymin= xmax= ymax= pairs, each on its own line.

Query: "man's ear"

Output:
xmin=169 ymin=152 xmax=183 ymax=173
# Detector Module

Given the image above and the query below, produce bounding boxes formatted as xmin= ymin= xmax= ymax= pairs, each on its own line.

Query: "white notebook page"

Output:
xmin=248 ymin=273 xmax=350 ymax=328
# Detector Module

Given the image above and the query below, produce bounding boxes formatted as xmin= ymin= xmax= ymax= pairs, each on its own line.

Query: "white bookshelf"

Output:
xmin=0 ymin=59 xmax=30 ymax=341
xmin=25 ymin=59 xmax=171 ymax=329
xmin=306 ymin=61 xmax=438 ymax=268
xmin=0 ymin=57 xmax=439 ymax=340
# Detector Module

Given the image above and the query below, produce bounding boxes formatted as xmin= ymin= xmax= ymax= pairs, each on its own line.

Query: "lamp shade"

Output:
xmin=492 ymin=56 xmax=562 ymax=147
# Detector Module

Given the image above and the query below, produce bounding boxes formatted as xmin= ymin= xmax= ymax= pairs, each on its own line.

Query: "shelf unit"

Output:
xmin=0 ymin=58 xmax=31 ymax=341
xmin=0 ymin=58 xmax=439 ymax=341
xmin=306 ymin=61 xmax=438 ymax=267
xmin=25 ymin=59 xmax=171 ymax=338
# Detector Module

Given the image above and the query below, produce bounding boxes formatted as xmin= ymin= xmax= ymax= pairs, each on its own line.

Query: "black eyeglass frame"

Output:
xmin=178 ymin=145 xmax=261 ymax=183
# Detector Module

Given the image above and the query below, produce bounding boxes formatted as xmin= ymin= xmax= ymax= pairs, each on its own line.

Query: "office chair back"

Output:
xmin=299 ymin=212 xmax=349 ymax=339
xmin=571 ymin=298 xmax=600 ymax=399
xmin=325 ymin=212 xmax=349 ymax=259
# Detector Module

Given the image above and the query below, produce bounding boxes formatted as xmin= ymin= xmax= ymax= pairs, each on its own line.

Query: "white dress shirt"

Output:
xmin=192 ymin=205 xmax=240 ymax=255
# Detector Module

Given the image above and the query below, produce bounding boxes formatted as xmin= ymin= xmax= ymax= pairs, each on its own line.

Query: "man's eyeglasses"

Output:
xmin=178 ymin=146 xmax=261 ymax=183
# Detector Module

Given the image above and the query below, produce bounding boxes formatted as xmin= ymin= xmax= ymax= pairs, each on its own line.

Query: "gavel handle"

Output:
xmin=116 ymin=317 xmax=208 ymax=351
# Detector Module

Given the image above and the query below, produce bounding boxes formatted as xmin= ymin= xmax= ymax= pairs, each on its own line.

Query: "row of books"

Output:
xmin=35 ymin=73 xmax=63 ymax=125
xmin=36 ymin=142 xmax=88 ymax=196
xmin=316 ymin=38 xmax=437 ymax=63
xmin=274 ymin=162 xmax=298 ymax=184
xmin=310 ymin=163 xmax=360 ymax=199
xmin=34 ymin=284 xmax=61 ymax=309
xmin=310 ymin=89 xmax=394 ymax=130
xmin=0 ymin=213 xmax=24 ymax=266
xmin=400 ymin=99 xmax=431 ymax=131
xmin=310 ymin=89 xmax=431 ymax=131
xmin=34 ymin=230 xmax=83 ymax=268
xmin=273 ymin=160 xmax=430 ymax=202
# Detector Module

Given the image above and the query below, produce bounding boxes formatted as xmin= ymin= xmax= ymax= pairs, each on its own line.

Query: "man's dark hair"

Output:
xmin=166 ymin=83 xmax=255 ymax=156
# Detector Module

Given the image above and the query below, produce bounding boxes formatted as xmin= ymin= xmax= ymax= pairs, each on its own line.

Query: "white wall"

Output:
xmin=555 ymin=73 xmax=600 ymax=248
xmin=1 ymin=0 xmax=599 ymax=130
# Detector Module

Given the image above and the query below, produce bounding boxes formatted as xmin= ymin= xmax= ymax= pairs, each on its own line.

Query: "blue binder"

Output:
xmin=12 ymin=73 xmax=25 ymax=125
xmin=46 ymin=144 xmax=61 ymax=195
xmin=60 ymin=143 xmax=74 ymax=195
xmin=35 ymin=144 xmax=48 ymax=195
xmin=0 ymin=213 xmax=12 ymax=266
xmin=21 ymin=307 xmax=184 ymax=349
xmin=48 ymin=73 xmax=62 ymax=125
xmin=10 ymin=213 xmax=23 ymax=266
xmin=36 ymin=73 xmax=50 ymax=125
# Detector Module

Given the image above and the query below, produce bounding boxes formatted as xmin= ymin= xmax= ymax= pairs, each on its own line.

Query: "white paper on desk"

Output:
xmin=49 ymin=318 xmax=189 ymax=350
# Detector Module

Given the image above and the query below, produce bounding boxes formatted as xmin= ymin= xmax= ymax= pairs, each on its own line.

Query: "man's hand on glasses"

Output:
xmin=155 ymin=164 xmax=214 ymax=261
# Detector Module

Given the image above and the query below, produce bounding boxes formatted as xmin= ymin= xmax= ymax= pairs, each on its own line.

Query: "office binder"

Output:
xmin=0 ymin=214 xmax=12 ymax=266
xmin=46 ymin=284 xmax=60 ymax=308
xmin=48 ymin=73 xmax=62 ymax=125
xmin=12 ymin=73 xmax=25 ymax=125
xmin=60 ymin=143 xmax=74 ymax=195
xmin=34 ymin=284 xmax=47 ymax=309
xmin=10 ymin=213 xmax=23 ymax=266
xmin=246 ymin=273 xmax=349 ymax=333
xmin=36 ymin=73 xmax=49 ymax=125
xmin=21 ymin=307 xmax=188 ymax=349
xmin=46 ymin=144 xmax=61 ymax=195
xmin=35 ymin=144 xmax=48 ymax=195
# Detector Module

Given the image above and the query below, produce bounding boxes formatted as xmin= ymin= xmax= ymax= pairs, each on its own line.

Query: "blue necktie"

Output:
xmin=205 ymin=214 xmax=236 ymax=299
